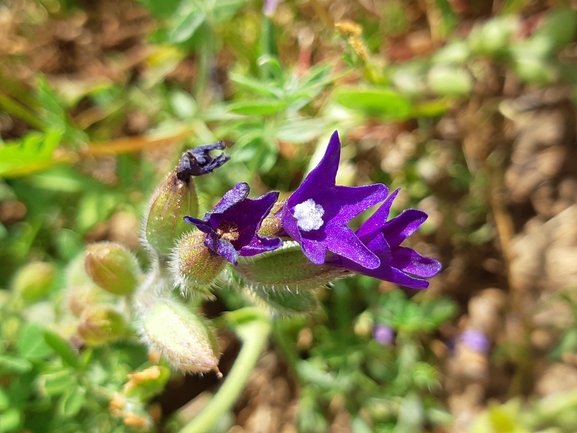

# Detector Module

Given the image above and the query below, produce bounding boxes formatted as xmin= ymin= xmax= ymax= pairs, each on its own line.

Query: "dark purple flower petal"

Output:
xmin=381 ymin=209 xmax=428 ymax=247
xmin=240 ymin=235 xmax=283 ymax=256
xmin=184 ymin=182 xmax=282 ymax=264
xmin=356 ymin=189 xmax=399 ymax=241
xmin=215 ymin=239 xmax=239 ymax=265
xmin=333 ymin=190 xmax=441 ymax=288
xmin=281 ymin=131 xmax=388 ymax=268
xmin=212 ymin=182 xmax=250 ymax=214
xmin=389 ymin=247 xmax=442 ymax=278
xmin=325 ymin=224 xmax=380 ymax=269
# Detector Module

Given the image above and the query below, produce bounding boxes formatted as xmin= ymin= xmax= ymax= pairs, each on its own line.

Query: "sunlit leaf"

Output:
xmin=334 ymin=87 xmax=413 ymax=120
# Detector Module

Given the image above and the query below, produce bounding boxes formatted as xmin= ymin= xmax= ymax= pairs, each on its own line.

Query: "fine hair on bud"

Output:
xmin=234 ymin=241 xmax=350 ymax=293
xmin=170 ymin=231 xmax=226 ymax=297
xmin=138 ymin=299 xmax=221 ymax=374
xmin=84 ymin=242 xmax=142 ymax=296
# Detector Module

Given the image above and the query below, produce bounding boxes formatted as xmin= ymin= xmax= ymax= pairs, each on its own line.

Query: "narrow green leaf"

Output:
xmin=169 ymin=4 xmax=206 ymax=44
xmin=44 ymin=330 xmax=80 ymax=369
xmin=228 ymin=100 xmax=287 ymax=116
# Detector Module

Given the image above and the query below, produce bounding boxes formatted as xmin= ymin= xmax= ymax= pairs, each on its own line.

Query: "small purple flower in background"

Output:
xmin=460 ymin=329 xmax=491 ymax=354
xmin=263 ymin=0 xmax=280 ymax=16
xmin=373 ymin=324 xmax=394 ymax=346
xmin=333 ymin=189 xmax=442 ymax=289
xmin=281 ymin=131 xmax=388 ymax=269
xmin=184 ymin=182 xmax=282 ymax=265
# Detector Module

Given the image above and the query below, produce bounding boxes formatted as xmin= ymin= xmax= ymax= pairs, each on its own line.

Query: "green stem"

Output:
xmin=177 ymin=314 xmax=271 ymax=433
xmin=0 ymin=91 xmax=46 ymax=131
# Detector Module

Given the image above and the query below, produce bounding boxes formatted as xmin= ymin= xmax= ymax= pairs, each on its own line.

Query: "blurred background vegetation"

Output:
xmin=2 ymin=0 xmax=577 ymax=432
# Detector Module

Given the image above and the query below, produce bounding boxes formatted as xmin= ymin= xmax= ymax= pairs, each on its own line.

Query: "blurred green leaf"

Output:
xmin=38 ymin=370 xmax=77 ymax=396
xmin=334 ymin=87 xmax=412 ymax=120
xmin=17 ymin=323 xmax=53 ymax=360
xmin=44 ymin=330 xmax=81 ymax=369
xmin=169 ymin=2 xmax=206 ymax=44
xmin=0 ymin=408 xmax=21 ymax=433
xmin=57 ymin=386 xmax=86 ymax=418
xmin=228 ymin=100 xmax=287 ymax=115
xmin=0 ymin=355 xmax=33 ymax=374
xmin=0 ymin=129 xmax=68 ymax=179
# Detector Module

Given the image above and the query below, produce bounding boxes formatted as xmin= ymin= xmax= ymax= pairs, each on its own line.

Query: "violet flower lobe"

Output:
xmin=281 ymin=131 xmax=388 ymax=269
xmin=334 ymin=189 xmax=441 ymax=289
xmin=184 ymin=182 xmax=282 ymax=265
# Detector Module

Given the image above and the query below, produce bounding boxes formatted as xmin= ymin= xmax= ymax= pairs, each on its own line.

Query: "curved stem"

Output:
xmin=177 ymin=314 xmax=271 ymax=433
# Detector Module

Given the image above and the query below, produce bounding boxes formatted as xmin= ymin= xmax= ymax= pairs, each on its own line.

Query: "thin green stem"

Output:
xmin=0 ymin=91 xmax=46 ymax=131
xmin=177 ymin=315 xmax=271 ymax=433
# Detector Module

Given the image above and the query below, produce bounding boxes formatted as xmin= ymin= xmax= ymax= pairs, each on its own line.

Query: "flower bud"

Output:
xmin=77 ymin=306 xmax=128 ymax=346
xmin=142 ymin=143 xmax=229 ymax=257
xmin=258 ymin=200 xmax=284 ymax=238
xmin=248 ymin=285 xmax=320 ymax=315
xmin=12 ymin=261 xmax=57 ymax=302
xmin=235 ymin=241 xmax=349 ymax=292
xmin=139 ymin=300 xmax=220 ymax=374
xmin=67 ymin=284 xmax=116 ymax=318
xmin=85 ymin=242 xmax=141 ymax=296
xmin=171 ymin=231 xmax=226 ymax=296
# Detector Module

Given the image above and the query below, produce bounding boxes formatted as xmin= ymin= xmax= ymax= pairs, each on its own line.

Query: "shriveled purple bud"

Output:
xmin=139 ymin=300 xmax=220 ymax=374
xmin=143 ymin=143 xmax=229 ymax=257
xmin=171 ymin=231 xmax=227 ymax=296
xmin=12 ymin=261 xmax=56 ymax=302
xmin=460 ymin=329 xmax=490 ymax=354
xmin=77 ymin=306 xmax=128 ymax=346
xmin=373 ymin=324 xmax=394 ymax=346
xmin=176 ymin=142 xmax=230 ymax=179
xmin=85 ymin=242 xmax=141 ymax=296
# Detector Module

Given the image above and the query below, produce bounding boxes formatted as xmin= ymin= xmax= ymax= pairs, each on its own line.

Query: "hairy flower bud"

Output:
xmin=142 ymin=143 xmax=229 ymax=257
xmin=235 ymin=241 xmax=349 ymax=292
xmin=11 ymin=261 xmax=57 ymax=302
xmin=139 ymin=300 xmax=220 ymax=374
xmin=171 ymin=231 xmax=226 ymax=296
xmin=77 ymin=306 xmax=128 ymax=346
xmin=85 ymin=242 xmax=141 ymax=296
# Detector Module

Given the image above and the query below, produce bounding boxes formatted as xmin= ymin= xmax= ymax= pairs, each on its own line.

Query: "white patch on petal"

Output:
xmin=293 ymin=199 xmax=325 ymax=231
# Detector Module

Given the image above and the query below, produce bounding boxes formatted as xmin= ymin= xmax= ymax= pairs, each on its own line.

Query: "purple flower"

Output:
xmin=373 ymin=324 xmax=394 ymax=346
xmin=281 ymin=131 xmax=388 ymax=269
xmin=460 ymin=329 xmax=490 ymax=354
xmin=263 ymin=0 xmax=280 ymax=16
xmin=184 ymin=182 xmax=282 ymax=265
xmin=333 ymin=189 xmax=441 ymax=289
